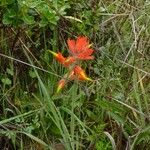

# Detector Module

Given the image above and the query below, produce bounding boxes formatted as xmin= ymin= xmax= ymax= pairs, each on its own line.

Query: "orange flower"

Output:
xmin=64 ymin=56 xmax=76 ymax=67
xmin=49 ymin=36 xmax=94 ymax=93
xmin=56 ymin=66 xmax=92 ymax=93
xmin=56 ymin=70 xmax=75 ymax=92
xmin=73 ymin=65 xmax=93 ymax=81
xmin=56 ymin=79 xmax=66 ymax=93
xmin=67 ymin=36 xmax=94 ymax=60
xmin=49 ymin=50 xmax=66 ymax=65
xmin=49 ymin=50 xmax=75 ymax=67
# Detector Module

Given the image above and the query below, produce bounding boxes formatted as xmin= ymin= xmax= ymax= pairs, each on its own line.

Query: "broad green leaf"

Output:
xmin=1 ymin=78 xmax=12 ymax=85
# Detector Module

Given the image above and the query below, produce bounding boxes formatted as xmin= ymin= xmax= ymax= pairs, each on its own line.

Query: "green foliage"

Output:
xmin=0 ymin=0 xmax=150 ymax=149
xmin=1 ymin=0 xmax=70 ymax=27
xmin=1 ymin=77 xmax=12 ymax=85
xmin=96 ymin=140 xmax=112 ymax=150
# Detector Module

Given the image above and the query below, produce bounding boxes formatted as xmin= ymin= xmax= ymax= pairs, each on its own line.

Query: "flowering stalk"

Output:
xmin=49 ymin=36 xmax=94 ymax=92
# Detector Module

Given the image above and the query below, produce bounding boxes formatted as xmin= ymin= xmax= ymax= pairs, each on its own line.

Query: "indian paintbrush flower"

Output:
xmin=67 ymin=36 xmax=94 ymax=60
xmin=49 ymin=36 xmax=94 ymax=92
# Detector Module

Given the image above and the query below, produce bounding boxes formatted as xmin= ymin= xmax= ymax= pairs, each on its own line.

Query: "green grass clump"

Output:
xmin=0 ymin=0 xmax=150 ymax=149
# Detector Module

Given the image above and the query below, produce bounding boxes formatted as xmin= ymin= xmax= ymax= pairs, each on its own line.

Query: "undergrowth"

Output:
xmin=0 ymin=0 xmax=150 ymax=150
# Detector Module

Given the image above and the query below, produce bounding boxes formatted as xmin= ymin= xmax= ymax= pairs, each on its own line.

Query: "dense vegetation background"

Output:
xmin=0 ymin=0 xmax=150 ymax=150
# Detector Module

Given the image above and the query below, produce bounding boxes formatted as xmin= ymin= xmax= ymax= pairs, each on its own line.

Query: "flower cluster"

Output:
xmin=49 ymin=36 xmax=94 ymax=92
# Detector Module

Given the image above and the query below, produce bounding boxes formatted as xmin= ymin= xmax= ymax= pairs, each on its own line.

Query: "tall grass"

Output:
xmin=0 ymin=0 xmax=150 ymax=150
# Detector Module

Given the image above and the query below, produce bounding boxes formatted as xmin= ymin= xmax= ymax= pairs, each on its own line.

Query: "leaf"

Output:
xmin=29 ymin=70 xmax=37 ymax=78
xmin=23 ymin=0 xmax=42 ymax=8
xmin=104 ymin=132 xmax=116 ymax=150
xmin=58 ymin=5 xmax=70 ymax=15
xmin=37 ymin=4 xmax=59 ymax=25
xmin=6 ymin=68 xmax=14 ymax=76
xmin=39 ymin=17 xmax=48 ymax=27
xmin=2 ymin=8 xmax=16 ymax=25
xmin=0 ymin=109 xmax=40 ymax=125
xmin=64 ymin=16 xmax=82 ymax=23
xmin=0 ymin=0 xmax=15 ymax=6
xmin=93 ymin=67 xmax=101 ymax=75
xmin=19 ymin=131 xmax=49 ymax=148
xmin=22 ymin=13 xmax=35 ymax=25
xmin=1 ymin=78 xmax=12 ymax=85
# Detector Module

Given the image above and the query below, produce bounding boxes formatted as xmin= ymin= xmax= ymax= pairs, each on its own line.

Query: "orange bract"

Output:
xmin=73 ymin=65 xmax=93 ymax=81
xmin=67 ymin=36 xmax=94 ymax=60
xmin=56 ymin=79 xmax=66 ymax=93
xmin=49 ymin=50 xmax=66 ymax=65
xmin=56 ymin=52 xmax=66 ymax=64
xmin=64 ymin=56 xmax=76 ymax=67
xmin=49 ymin=50 xmax=76 ymax=67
